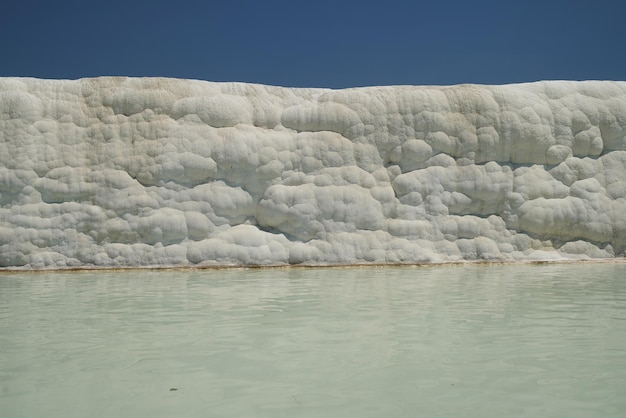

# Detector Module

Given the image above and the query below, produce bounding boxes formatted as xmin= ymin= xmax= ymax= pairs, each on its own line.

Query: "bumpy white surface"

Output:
xmin=1 ymin=77 xmax=625 ymax=269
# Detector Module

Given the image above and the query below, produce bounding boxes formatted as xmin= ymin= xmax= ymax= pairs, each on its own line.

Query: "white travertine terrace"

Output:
xmin=1 ymin=77 xmax=625 ymax=269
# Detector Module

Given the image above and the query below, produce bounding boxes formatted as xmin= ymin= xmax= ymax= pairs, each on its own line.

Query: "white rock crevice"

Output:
xmin=1 ymin=77 xmax=625 ymax=268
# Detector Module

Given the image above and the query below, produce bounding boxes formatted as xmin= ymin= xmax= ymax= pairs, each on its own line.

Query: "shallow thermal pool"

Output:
xmin=1 ymin=263 xmax=626 ymax=418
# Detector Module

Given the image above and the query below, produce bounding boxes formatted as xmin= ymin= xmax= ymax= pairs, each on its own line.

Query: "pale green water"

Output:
xmin=1 ymin=264 xmax=626 ymax=418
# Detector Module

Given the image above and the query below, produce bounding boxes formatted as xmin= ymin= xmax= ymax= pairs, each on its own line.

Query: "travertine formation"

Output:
xmin=1 ymin=77 xmax=625 ymax=269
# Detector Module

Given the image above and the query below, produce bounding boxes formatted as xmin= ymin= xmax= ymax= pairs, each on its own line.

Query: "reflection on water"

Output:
xmin=1 ymin=263 xmax=626 ymax=418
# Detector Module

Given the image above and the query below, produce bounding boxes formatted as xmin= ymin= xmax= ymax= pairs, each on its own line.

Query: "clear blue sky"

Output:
xmin=1 ymin=0 xmax=624 ymax=88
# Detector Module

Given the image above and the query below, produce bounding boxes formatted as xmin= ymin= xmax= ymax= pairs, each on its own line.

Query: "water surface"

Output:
xmin=1 ymin=263 xmax=625 ymax=417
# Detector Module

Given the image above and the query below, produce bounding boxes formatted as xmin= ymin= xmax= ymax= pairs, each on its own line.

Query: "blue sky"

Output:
xmin=1 ymin=0 xmax=624 ymax=88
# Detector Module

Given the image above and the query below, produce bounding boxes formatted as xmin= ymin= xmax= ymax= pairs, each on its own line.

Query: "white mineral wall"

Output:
xmin=1 ymin=77 xmax=625 ymax=269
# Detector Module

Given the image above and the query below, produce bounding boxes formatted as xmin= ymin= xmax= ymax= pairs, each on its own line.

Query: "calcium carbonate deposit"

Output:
xmin=1 ymin=77 xmax=625 ymax=269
